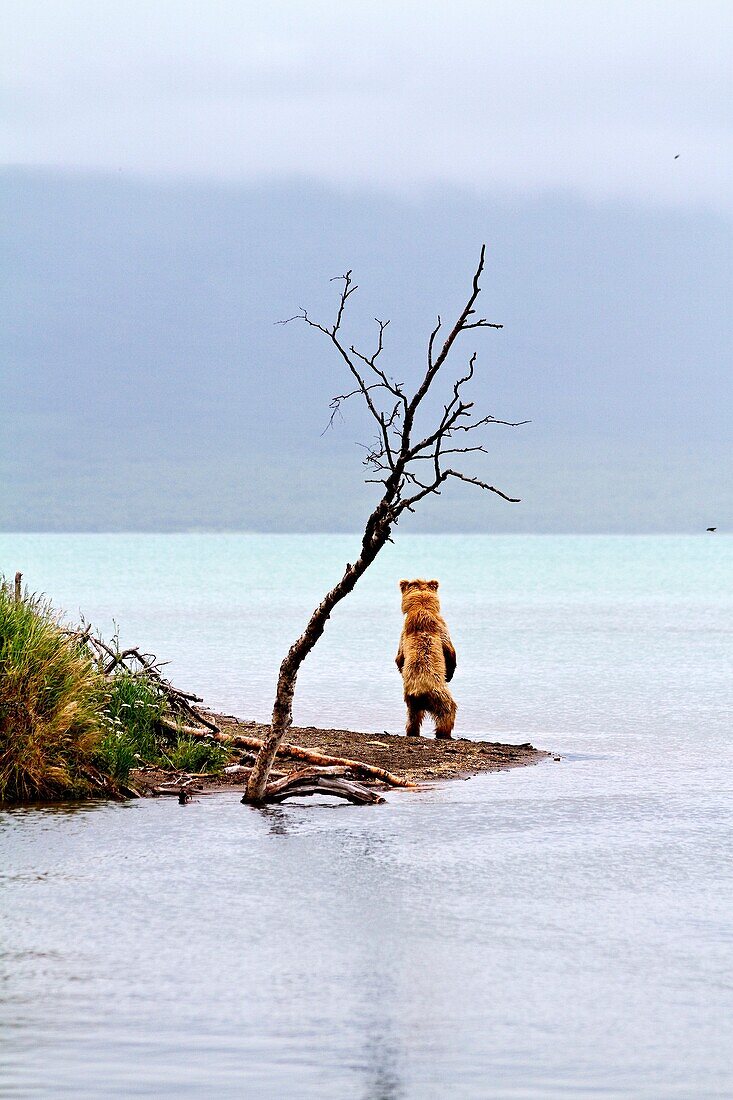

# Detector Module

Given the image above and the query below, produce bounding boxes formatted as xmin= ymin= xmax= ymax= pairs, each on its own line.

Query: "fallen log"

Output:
xmin=153 ymin=785 xmax=204 ymax=797
xmin=260 ymin=767 xmax=385 ymax=805
xmin=159 ymin=718 xmax=416 ymax=789
xmin=264 ymin=764 xmax=353 ymax=796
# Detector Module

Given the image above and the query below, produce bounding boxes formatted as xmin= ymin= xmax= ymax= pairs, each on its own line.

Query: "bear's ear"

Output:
xmin=427 ymin=579 xmax=439 ymax=590
xmin=399 ymin=579 xmax=411 ymax=592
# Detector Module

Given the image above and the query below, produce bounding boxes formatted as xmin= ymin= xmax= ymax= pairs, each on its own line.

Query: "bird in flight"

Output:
xmin=707 ymin=527 xmax=717 ymax=532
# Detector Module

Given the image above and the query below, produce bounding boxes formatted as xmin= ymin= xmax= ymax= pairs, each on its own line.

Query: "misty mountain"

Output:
xmin=2 ymin=170 xmax=730 ymax=531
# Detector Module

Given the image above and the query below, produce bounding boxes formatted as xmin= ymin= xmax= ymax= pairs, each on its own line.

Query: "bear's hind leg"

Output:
xmin=433 ymin=693 xmax=457 ymax=739
xmin=405 ymin=697 xmax=425 ymax=737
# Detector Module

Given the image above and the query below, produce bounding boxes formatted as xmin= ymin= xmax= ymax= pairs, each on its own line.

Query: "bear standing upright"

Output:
xmin=395 ymin=579 xmax=457 ymax=738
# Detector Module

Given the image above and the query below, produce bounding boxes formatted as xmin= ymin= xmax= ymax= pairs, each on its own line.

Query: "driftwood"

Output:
xmin=261 ymin=767 xmax=385 ymax=805
xmin=263 ymin=763 xmax=352 ymax=794
xmin=153 ymin=785 xmax=202 ymax=796
xmin=151 ymin=762 xmax=383 ymax=805
xmin=64 ymin=626 xmax=219 ymax=733
xmin=153 ymin=784 xmax=204 ymax=799
xmin=151 ymin=774 xmax=209 ymax=803
xmin=159 ymin=717 xmax=415 ymax=790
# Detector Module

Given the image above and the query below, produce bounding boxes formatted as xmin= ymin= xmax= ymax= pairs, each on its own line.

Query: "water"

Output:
xmin=1 ymin=534 xmax=732 ymax=1098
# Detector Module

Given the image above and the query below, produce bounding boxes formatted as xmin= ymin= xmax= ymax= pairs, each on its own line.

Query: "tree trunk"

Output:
xmin=243 ymin=250 xmax=515 ymax=804
xmin=244 ymin=514 xmax=391 ymax=802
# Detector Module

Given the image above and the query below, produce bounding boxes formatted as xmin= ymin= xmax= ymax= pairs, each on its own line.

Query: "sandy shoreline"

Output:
xmin=131 ymin=712 xmax=549 ymax=796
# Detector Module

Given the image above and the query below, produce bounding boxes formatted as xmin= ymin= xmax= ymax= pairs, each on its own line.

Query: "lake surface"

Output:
xmin=1 ymin=534 xmax=732 ymax=1097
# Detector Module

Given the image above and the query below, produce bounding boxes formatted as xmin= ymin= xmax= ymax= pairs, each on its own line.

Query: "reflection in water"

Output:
xmin=257 ymin=805 xmax=292 ymax=836
xmin=0 ymin=798 xmax=107 ymax=821
xmin=361 ymin=1022 xmax=405 ymax=1100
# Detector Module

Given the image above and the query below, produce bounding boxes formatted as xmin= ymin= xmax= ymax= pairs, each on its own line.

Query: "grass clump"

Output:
xmin=163 ymin=735 xmax=229 ymax=775
xmin=96 ymin=671 xmax=166 ymax=782
xmin=106 ymin=671 xmax=163 ymax=758
xmin=95 ymin=725 xmax=138 ymax=784
xmin=0 ymin=584 xmax=108 ymax=803
xmin=1 ymin=579 xmax=227 ymax=802
xmin=97 ymin=677 xmax=228 ymax=779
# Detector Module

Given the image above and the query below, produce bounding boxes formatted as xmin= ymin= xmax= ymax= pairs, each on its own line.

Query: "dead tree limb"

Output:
xmin=245 ymin=246 xmax=525 ymax=802
xmin=64 ymin=627 xmax=219 ymax=733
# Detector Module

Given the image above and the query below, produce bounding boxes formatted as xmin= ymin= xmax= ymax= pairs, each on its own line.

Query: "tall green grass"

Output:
xmin=96 ymin=676 xmax=228 ymax=780
xmin=162 ymin=736 xmax=229 ymax=774
xmin=0 ymin=585 xmax=109 ymax=802
xmin=96 ymin=671 xmax=165 ymax=782
xmin=0 ymin=580 xmax=230 ymax=801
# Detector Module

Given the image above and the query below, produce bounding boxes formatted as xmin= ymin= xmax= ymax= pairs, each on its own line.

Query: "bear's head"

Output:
xmin=399 ymin=578 xmax=440 ymax=614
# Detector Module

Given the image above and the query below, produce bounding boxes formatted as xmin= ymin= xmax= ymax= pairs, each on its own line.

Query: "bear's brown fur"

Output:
xmin=395 ymin=579 xmax=457 ymax=738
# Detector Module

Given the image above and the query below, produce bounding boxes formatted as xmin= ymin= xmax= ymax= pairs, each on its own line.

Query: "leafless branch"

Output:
xmin=64 ymin=626 xmax=219 ymax=732
xmin=292 ymin=245 xmax=524 ymax=511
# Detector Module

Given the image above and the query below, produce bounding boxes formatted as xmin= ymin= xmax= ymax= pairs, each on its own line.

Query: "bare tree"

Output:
xmin=245 ymin=246 xmax=527 ymax=803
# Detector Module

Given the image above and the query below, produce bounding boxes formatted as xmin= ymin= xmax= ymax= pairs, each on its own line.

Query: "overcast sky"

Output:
xmin=3 ymin=1 xmax=732 ymax=212
xmin=2 ymin=3 xmax=731 ymax=532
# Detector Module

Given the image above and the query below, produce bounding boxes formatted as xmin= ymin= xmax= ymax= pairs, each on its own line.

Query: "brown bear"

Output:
xmin=395 ymin=579 xmax=457 ymax=738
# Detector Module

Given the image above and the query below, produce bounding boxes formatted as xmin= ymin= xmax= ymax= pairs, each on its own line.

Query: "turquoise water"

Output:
xmin=1 ymin=534 xmax=732 ymax=1097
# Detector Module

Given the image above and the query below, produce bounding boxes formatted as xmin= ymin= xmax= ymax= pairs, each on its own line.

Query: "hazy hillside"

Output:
xmin=2 ymin=170 xmax=730 ymax=531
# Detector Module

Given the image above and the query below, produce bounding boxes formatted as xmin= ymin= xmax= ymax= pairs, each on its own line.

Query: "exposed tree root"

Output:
xmin=260 ymin=765 xmax=385 ymax=805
